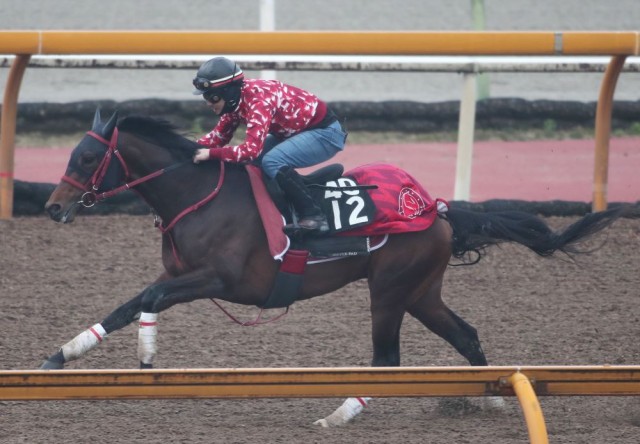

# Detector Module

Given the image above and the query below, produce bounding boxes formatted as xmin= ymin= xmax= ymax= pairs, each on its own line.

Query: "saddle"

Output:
xmin=245 ymin=162 xmax=447 ymax=309
xmin=250 ymin=164 xmax=378 ymax=259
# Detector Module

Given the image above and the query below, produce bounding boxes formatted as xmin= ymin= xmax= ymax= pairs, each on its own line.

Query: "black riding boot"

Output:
xmin=275 ymin=166 xmax=329 ymax=234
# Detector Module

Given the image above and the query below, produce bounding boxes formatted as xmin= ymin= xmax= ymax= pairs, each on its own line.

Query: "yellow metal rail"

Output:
xmin=2 ymin=365 xmax=640 ymax=400
xmin=0 ymin=31 xmax=638 ymax=56
xmin=3 ymin=365 xmax=640 ymax=444
xmin=2 ymin=31 xmax=639 ymax=218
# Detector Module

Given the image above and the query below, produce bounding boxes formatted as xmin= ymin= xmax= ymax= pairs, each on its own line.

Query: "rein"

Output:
xmin=209 ymin=299 xmax=289 ymax=326
xmin=98 ymin=159 xmax=192 ymax=203
xmin=62 ymin=129 xmax=225 ymax=232
xmin=157 ymin=163 xmax=225 ymax=234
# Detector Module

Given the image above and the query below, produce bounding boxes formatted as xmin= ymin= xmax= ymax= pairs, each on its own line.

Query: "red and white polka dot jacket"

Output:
xmin=197 ymin=78 xmax=328 ymax=163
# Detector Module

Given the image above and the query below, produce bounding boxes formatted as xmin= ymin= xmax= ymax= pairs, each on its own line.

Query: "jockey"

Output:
xmin=192 ymin=56 xmax=347 ymax=235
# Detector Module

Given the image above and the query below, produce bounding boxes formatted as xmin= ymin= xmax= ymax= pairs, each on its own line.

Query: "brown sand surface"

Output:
xmin=1 ymin=214 xmax=639 ymax=443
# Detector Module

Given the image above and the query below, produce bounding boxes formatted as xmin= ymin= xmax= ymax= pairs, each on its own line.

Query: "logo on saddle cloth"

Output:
xmin=398 ymin=187 xmax=427 ymax=219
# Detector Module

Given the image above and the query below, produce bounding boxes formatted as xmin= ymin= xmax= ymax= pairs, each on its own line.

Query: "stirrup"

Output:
xmin=284 ymin=214 xmax=329 ymax=236
xmin=298 ymin=214 xmax=329 ymax=233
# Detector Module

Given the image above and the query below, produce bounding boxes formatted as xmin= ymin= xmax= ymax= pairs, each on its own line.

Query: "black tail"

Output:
xmin=444 ymin=205 xmax=634 ymax=264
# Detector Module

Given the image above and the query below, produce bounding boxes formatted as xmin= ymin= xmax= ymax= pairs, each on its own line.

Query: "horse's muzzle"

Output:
xmin=45 ymin=202 xmax=64 ymax=222
xmin=44 ymin=201 xmax=78 ymax=223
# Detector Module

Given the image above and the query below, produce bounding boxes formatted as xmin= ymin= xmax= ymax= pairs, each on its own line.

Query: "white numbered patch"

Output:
xmin=314 ymin=177 xmax=376 ymax=233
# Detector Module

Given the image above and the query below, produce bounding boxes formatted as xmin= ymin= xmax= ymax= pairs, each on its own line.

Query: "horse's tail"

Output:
xmin=444 ymin=205 xmax=633 ymax=265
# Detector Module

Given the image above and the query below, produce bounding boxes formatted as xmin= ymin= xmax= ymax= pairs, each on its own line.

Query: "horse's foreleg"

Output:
xmin=137 ymin=312 xmax=158 ymax=369
xmin=38 ymin=324 xmax=107 ymax=369
xmin=135 ymin=270 xmax=225 ymax=368
xmin=39 ymin=292 xmax=145 ymax=369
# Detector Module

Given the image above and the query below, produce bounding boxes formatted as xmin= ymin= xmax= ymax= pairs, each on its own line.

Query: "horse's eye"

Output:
xmin=79 ymin=152 xmax=97 ymax=167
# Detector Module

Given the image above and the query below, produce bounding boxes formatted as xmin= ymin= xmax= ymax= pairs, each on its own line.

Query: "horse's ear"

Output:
xmin=92 ymin=108 xmax=102 ymax=131
xmin=102 ymin=110 xmax=119 ymax=138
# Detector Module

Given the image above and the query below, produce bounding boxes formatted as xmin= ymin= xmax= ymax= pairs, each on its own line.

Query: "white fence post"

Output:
xmin=454 ymin=72 xmax=477 ymax=201
xmin=471 ymin=0 xmax=490 ymax=99
xmin=259 ymin=0 xmax=276 ymax=80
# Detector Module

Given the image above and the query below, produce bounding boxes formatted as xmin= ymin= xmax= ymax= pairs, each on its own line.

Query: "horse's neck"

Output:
xmin=138 ymin=161 xmax=251 ymax=229
xmin=118 ymin=134 xmax=254 ymax=228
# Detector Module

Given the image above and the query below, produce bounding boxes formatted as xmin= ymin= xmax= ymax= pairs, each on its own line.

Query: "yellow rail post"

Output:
xmin=509 ymin=371 xmax=549 ymax=444
xmin=0 ymin=54 xmax=30 ymax=219
xmin=592 ymin=55 xmax=627 ymax=212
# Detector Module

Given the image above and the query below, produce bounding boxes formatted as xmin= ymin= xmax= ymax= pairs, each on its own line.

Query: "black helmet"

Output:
xmin=192 ymin=57 xmax=244 ymax=94
xmin=192 ymin=57 xmax=244 ymax=114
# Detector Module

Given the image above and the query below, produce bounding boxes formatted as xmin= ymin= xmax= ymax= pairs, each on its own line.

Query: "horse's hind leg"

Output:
xmin=407 ymin=278 xmax=487 ymax=366
xmin=408 ymin=279 xmax=506 ymax=410
xmin=316 ymin=279 xmax=494 ymax=425
xmin=314 ymin=299 xmax=407 ymax=427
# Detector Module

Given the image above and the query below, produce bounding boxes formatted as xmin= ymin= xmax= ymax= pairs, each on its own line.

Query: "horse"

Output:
xmin=41 ymin=109 xmax=628 ymax=426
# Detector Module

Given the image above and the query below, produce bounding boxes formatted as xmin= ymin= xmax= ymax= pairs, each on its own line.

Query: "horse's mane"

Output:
xmin=117 ymin=115 xmax=200 ymax=160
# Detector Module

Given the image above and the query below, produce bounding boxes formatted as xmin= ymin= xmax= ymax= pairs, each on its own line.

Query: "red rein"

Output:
xmin=61 ymin=129 xmax=225 ymax=232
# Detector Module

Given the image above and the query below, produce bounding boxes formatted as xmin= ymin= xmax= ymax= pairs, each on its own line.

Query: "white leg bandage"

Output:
xmin=137 ymin=312 xmax=158 ymax=365
xmin=313 ymin=397 xmax=371 ymax=427
xmin=61 ymin=323 xmax=107 ymax=362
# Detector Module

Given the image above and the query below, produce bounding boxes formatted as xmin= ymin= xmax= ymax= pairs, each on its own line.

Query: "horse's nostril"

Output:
xmin=45 ymin=203 xmax=62 ymax=220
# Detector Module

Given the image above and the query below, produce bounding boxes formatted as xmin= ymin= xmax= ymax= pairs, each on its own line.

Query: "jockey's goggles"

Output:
xmin=192 ymin=76 xmax=216 ymax=92
xmin=203 ymin=90 xmax=223 ymax=104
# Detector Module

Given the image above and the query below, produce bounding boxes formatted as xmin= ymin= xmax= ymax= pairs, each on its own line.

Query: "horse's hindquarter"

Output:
xmin=298 ymin=217 xmax=452 ymax=301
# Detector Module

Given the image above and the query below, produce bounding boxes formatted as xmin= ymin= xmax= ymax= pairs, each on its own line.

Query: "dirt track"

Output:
xmin=1 ymin=214 xmax=640 ymax=443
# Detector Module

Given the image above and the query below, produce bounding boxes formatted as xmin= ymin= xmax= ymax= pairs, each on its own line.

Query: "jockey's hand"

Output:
xmin=193 ymin=148 xmax=211 ymax=164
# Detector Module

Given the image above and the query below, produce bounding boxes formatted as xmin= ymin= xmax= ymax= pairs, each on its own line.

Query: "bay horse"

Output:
xmin=42 ymin=110 xmax=627 ymax=426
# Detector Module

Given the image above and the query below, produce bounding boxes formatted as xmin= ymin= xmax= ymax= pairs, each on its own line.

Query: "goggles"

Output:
xmin=203 ymin=90 xmax=223 ymax=104
xmin=193 ymin=76 xmax=215 ymax=91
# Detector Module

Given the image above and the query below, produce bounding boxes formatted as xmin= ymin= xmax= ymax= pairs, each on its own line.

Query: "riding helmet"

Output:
xmin=192 ymin=57 xmax=245 ymax=114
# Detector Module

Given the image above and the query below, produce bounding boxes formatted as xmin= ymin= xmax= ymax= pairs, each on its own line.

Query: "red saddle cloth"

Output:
xmin=341 ymin=162 xmax=447 ymax=237
xmin=245 ymin=163 xmax=447 ymax=259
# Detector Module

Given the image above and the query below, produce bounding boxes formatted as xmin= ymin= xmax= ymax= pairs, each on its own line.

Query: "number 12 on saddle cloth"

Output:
xmin=311 ymin=176 xmax=376 ymax=233
xmin=313 ymin=163 xmax=447 ymax=238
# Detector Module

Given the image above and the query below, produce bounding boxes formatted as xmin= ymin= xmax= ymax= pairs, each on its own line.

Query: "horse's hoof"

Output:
xmin=39 ymin=359 xmax=64 ymax=370
xmin=39 ymin=350 xmax=65 ymax=369
xmin=140 ymin=362 xmax=153 ymax=369
xmin=313 ymin=419 xmax=331 ymax=428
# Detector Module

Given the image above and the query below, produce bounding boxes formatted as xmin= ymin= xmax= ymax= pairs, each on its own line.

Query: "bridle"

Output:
xmin=62 ymin=128 xmax=186 ymax=207
xmin=60 ymin=127 xmax=226 ymax=233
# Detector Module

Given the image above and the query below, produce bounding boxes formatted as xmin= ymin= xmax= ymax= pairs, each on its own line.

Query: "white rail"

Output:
xmin=3 ymin=54 xmax=640 ymax=72
xmin=5 ymin=54 xmax=638 ymax=202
